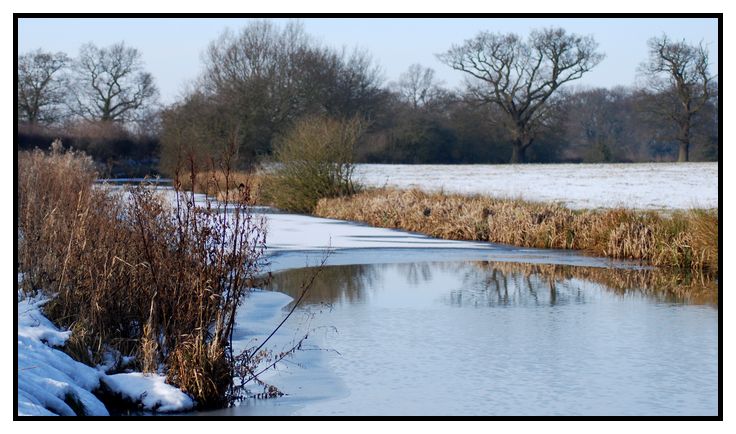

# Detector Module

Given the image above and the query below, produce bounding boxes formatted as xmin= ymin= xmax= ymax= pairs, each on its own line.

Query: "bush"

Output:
xmin=263 ymin=116 xmax=366 ymax=213
xmin=18 ymin=145 xmax=267 ymax=408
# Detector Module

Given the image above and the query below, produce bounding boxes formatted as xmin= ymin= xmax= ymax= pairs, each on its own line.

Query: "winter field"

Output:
xmin=354 ymin=163 xmax=719 ymax=210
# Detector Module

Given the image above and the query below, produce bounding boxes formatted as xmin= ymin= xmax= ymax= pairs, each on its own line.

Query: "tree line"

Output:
xmin=17 ymin=20 xmax=718 ymax=176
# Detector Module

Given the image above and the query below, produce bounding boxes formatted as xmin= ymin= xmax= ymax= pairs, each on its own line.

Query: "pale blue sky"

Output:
xmin=17 ymin=17 xmax=719 ymax=104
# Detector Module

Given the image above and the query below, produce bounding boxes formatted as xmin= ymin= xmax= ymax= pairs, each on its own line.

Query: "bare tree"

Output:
xmin=439 ymin=28 xmax=603 ymax=163
xmin=640 ymin=35 xmax=713 ymax=162
xmin=71 ymin=42 xmax=158 ymax=123
xmin=17 ymin=49 xmax=70 ymax=124
xmin=394 ymin=64 xmax=445 ymax=109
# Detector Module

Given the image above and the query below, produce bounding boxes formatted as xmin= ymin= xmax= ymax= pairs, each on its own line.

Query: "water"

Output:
xmin=252 ymin=261 xmax=718 ymax=416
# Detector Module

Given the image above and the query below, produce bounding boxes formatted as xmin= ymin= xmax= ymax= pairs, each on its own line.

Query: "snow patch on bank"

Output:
xmin=17 ymin=294 xmax=193 ymax=416
xmin=102 ymin=373 xmax=194 ymax=413
xmin=17 ymin=295 xmax=109 ymax=416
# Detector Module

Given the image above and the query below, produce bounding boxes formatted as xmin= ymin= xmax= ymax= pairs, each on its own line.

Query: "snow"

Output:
xmin=17 ymin=295 xmax=109 ymax=417
xmin=18 ymin=297 xmax=71 ymax=347
xmin=102 ymin=373 xmax=194 ymax=413
xmin=17 ymin=293 xmax=193 ymax=416
xmin=264 ymin=212 xmax=492 ymax=252
xmin=354 ymin=163 xmax=718 ymax=210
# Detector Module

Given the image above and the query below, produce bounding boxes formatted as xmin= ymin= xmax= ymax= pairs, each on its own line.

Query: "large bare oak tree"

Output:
xmin=439 ymin=28 xmax=603 ymax=163
xmin=640 ymin=35 xmax=713 ymax=162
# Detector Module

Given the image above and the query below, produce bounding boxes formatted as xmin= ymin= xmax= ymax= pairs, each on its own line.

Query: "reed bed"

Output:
xmin=176 ymin=168 xmax=266 ymax=204
xmin=315 ymin=188 xmax=718 ymax=273
xmin=18 ymin=145 xmax=267 ymax=408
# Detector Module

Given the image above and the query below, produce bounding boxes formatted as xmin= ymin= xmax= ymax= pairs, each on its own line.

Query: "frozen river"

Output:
xmin=194 ymin=210 xmax=718 ymax=417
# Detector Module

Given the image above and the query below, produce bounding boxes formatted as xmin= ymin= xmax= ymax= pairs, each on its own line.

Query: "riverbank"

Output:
xmin=314 ymin=188 xmax=718 ymax=274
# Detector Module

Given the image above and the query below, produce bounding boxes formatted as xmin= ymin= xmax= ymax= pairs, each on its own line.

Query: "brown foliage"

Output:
xmin=315 ymin=188 xmax=718 ymax=273
xmin=176 ymin=168 xmax=265 ymax=204
xmin=18 ymin=145 xmax=267 ymax=408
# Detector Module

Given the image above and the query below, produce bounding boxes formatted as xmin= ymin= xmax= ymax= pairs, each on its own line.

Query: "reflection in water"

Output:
xmin=267 ymin=263 xmax=382 ymax=305
xmin=450 ymin=261 xmax=718 ymax=307
xmin=447 ymin=264 xmax=588 ymax=308
xmin=268 ymin=261 xmax=718 ymax=307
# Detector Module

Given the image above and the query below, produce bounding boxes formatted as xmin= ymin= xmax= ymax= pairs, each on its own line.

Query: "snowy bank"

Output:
xmin=17 ymin=294 xmax=193 ymax=416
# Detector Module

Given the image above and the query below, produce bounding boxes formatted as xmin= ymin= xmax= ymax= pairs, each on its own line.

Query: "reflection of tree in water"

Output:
xmin=446 ymin=263 xmax=586 ymax=308
xmin=267 ymin=260 xmax=717 ymax=308
xmin=268 ymin=262 xmax=438 ymax=306
xmin=400 ymin=262 xmax=433 ymax=286
xmin=447 ymin=261 xmax=717 ymax=308
xmin=267 ymin=264 xmax=382 ymax=306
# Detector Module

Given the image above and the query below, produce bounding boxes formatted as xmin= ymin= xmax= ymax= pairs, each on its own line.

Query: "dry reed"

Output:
xmin=18 ymin=144 xmax=268 ymax=408
xmin=315 ymin=188 xmax=718 ymax=273
xmin=176 ymin=168 xmax=266 ymax=204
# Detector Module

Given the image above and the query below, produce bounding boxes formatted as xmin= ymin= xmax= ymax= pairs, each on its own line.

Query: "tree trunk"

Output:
xmin=677 ymin=120 xmax=691 ymax=162
xmin=510 ymin=143 xmax=524 ymax=164
xmin=510 ymin=136 xmax=532 ymax=164
xmin=678 ymin=141 xmax=689 ymax=162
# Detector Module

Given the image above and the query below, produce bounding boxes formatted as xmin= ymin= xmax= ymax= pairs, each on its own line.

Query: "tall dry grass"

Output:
xmin=176 ymin=167 xmax=266 ymax=204
xmin=18 ymin=144 xmax=268 ymax=408
xmin=315 ymin=188 xmax=718 ymax=273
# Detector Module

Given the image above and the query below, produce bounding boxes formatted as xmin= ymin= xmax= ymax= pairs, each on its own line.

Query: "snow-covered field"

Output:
xmin=354 ymin=163 xmax=718 ymax=210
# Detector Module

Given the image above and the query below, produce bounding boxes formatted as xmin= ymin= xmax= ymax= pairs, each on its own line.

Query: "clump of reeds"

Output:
xmin=18 ymin=144 xmax=268 ymax=408
xmin=175 ymin=167 xmax=266 ymax=204
xmin=314 ymin=188 xmax=718 ymax=274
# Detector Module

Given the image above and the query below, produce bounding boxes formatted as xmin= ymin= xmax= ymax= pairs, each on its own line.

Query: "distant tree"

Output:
xmin=561 ymin=87 xmax=635 ymax=162
xmin=17 ymin=49 xmax=70 ymax=124
xmin=438 ymin=28 xmax=604 ymax=163
xmin=160 ymin=90 xmax=244 ymax=175
xmin=394 ymin=64 xmax=445 ymax=109
xmin=71 ymin=42 xmax=159 ymax=123
xmin=640 ymin=35 xmax=714 ymax=162
xmin=189 ymin=20 xmax=384 ymax=166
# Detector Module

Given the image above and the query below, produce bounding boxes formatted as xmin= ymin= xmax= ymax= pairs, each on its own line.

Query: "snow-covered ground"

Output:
xmin=354 ymin=163 xmax=718 ymax=210
xmin=17 ymin=294 xmax=194 ymax=416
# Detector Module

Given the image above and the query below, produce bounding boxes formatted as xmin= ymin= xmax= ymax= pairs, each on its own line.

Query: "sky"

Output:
xmin=17 ymin=17 xmax=718 ymax=104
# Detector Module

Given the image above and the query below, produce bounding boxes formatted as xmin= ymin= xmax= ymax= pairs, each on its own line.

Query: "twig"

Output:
xmin=243 ymin=251 xmax=331 ymax=364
